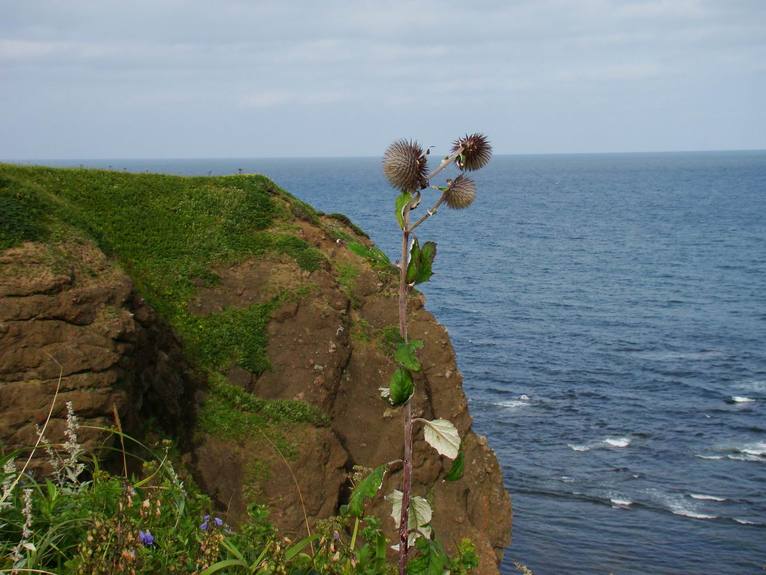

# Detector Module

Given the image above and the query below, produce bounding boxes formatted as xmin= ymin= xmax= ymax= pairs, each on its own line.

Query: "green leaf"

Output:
xmin=285 ymin=534 xmax=319 ymax=560
xmin=395 ymin=192 xmax=411 ymax=229
xmin=389 ymin=368 xmax=414 ymax=405
xmin=445 ymin=450 xmax=465 ymax=481
xmin=394 ymin=339 xmax=424 ymax=372
xmin=200 ymin=559 xmax=248 ymax=575
xmin=348 ymin=465 xmax=386 ymax=518
xmin=406 ymin=238 xmax=437 ymax=284
xmin=408 ymin=538 xmax=449 ymax=575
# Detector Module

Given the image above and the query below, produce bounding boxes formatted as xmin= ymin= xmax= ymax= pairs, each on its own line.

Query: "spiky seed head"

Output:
xmin=444 ymin=175 xmax=476 ymax=209
xmin=452 ymin=133 xmax=492 ymax=171
xmin=383 ymin=139 xmax=429 ymax=192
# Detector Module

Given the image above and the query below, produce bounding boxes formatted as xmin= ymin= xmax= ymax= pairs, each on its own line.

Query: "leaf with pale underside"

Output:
xmin=420 ymin=418 xmax=460 ymax=459
xmin=386 ymin=490 xmax=433 ymax=531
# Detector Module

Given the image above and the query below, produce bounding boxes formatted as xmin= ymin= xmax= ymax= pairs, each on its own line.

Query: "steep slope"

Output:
xmin=0 ymin=164 xmax=511 ymax=573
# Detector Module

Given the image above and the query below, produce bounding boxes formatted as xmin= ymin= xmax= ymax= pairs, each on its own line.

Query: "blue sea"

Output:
xmin=34 ymin=152 xmax=766 ymax=574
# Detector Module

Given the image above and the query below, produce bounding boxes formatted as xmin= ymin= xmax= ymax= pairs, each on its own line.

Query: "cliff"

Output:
xmin=0 ymin=164 xmax=511 ymax=573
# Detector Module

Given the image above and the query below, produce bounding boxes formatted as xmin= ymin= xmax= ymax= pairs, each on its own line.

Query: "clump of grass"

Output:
xmin=327 ymin=213 xmax=369 ymax=238
xmin=347 ymin=240 xmax=392 ymax=270
xmin=200 ymin=374 xmax=329 ymax=431
xmin=0 ymin=180 xmax=49 ymax=249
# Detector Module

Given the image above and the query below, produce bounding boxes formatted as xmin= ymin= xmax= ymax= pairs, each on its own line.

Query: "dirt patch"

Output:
xmin=188 ymin=255 xmax=308 ymax=316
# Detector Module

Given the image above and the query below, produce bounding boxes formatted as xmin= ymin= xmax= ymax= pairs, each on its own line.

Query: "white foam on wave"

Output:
xmin=610 ymin=498 xmax=633 ymax=509
xmin=739 ymin=442 xmax=766 ymax=457
xmin=727 ymin=453 xmax=762 ymax=462
xmin=569 ymin=436 xmax=632 ymax=452
xmin=494 ymin=394 xmax=531 ymax=410
xmin=673 ymin=509 xmax=717 ymax=520
xmin=646 ymin=489 xmax=717 ymax=521
xmin=605 ymin=437 xmax=631 ymax=448
xmin=494 ymin=399 xmax=528 ymax=409
xmin=690 ymin=494 xmax=727 ymax=502
xmin=695 ymin=454 xmax=724 ymax=460
xmin=734 ymin=518 xmax=757 ymax=525
xmin=731 ymin=396 xmax=755 ymax=403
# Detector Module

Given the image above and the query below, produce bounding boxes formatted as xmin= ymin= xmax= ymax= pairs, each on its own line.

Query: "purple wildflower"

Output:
xmin=201 ymin=514 xmax=224 ymax=531
xmin=138 ymin=529 xmax=155 ymax=547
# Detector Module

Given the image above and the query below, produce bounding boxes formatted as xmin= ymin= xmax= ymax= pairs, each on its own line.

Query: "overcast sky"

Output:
xmin=1 ymin=0 xmax=764 ymax=159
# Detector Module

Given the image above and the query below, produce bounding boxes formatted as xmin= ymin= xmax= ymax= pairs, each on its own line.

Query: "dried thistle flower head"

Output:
xmin=452 ymin=133 xmax=492 ymax=171
xmin=444 ymin=175 xmax=476 ymax=209
xmin=383 ymin=139 xmax=429 ymax=192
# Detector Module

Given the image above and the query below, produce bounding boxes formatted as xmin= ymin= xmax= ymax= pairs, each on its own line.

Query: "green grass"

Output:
xmin=0 ymin=164 xmax=327 ymax=379
xmin=198 ymin=375 xmax=329 ymax=459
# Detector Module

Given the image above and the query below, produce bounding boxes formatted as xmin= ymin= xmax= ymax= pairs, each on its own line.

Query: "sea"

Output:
xmin=31 ymin=152 xmax=766 ymax=574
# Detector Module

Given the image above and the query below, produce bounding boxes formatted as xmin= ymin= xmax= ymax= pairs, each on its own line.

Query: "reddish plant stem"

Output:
xmin=398 ymin=206 xmax=412 ymax=574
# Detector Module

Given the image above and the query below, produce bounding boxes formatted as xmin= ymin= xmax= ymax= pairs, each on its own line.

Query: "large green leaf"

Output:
xmin=394 ymin=339 xmax=424 ymax=372
xmin=347 ymin=465 xmax=386 ymax=518
xmin=408 ymin=537 xmax=449 ymax=575
xmin=406 ymin=238 xmax=437 ymax=284
xmin=445 ymin=450 xmax=465 ymax=481
xmin=389 ymin=368 xmax=414 ymax=405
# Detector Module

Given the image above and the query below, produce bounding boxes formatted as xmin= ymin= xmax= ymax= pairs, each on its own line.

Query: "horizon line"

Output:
xmin=3 ymin=147 xmax=765 ymax=163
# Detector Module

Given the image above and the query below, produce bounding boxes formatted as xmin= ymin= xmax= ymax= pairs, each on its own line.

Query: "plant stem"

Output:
xmin=398 ymin=203 xmax=413 ymax=574
xmin=350 ymin=516 xmax=360 ymax=550
xmin=408 ymin=146 xmax=463 ymax=233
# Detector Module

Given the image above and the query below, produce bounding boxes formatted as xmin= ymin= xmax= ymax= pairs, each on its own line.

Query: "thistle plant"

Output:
xmin=379 ymin=133 xmax=492 ymax=573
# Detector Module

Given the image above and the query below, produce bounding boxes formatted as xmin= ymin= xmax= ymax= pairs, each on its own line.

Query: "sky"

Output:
xmin=1 ymin=0 xmax=765 ymax=159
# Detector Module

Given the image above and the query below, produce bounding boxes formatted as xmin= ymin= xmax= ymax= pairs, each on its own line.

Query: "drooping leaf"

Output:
xmin=385 ymin=490 xmax=433 ymax=530
xmin=406 ymin=238 xmax=437 ymax=284
xmin=394 ymin=339 xmax=424 ymax=372
xmin=348 ymin=465 xmax=386 ymax=518
xmin=389 ymin=368 xmax=414 ymax=405
xmin=395 ymin=192 xmax=411 ymax=229
xmin=445 ymin=449 xmax=465 ymax=481
xmin=408 ymin=537 xmax=449 ymax=575
xmin=421 ymin=418 xmax=461 ymax=459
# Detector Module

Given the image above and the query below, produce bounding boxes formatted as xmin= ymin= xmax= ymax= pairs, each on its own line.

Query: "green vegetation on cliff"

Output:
xmin=0 ymin=164 xmax=328 ymax=431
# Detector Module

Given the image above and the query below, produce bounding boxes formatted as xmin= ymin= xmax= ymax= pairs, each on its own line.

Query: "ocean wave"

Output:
xmin=672 ymin=509 xmax=717 ymax=520
xmin=729 ymin=396 xmax=756 ymax=404
xmin=733 ymin=518 xmax=760 ymax=526
xmin=739 ymin=442 xmax=766 ymax=457
xmin=610 ymin=498 xmax=633 ymax=509
xmin=689 ymin=494 xmax=727 ymax=502
xmin=493 ymin=395 xmax=531 ymax=410
xmin=633 ymin=350 xmax=724 ymax=362
xmin=696 ymin=442 xmax=766 ymax=463
xmin=605 ymin=437 xmax=631 ymax=448
xmin=568 ymin=436 xmax=632 ymax=452
xmin=645 ymin=489 xmax=718 ymax=521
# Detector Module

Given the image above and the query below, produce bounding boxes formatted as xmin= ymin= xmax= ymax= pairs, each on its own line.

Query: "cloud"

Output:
xmin=0 ymin=0 xmax=764 ymax=157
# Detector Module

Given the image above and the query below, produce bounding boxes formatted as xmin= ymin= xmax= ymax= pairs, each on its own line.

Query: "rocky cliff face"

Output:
xmin=0 ymin=166 xmax=511 ymax=573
